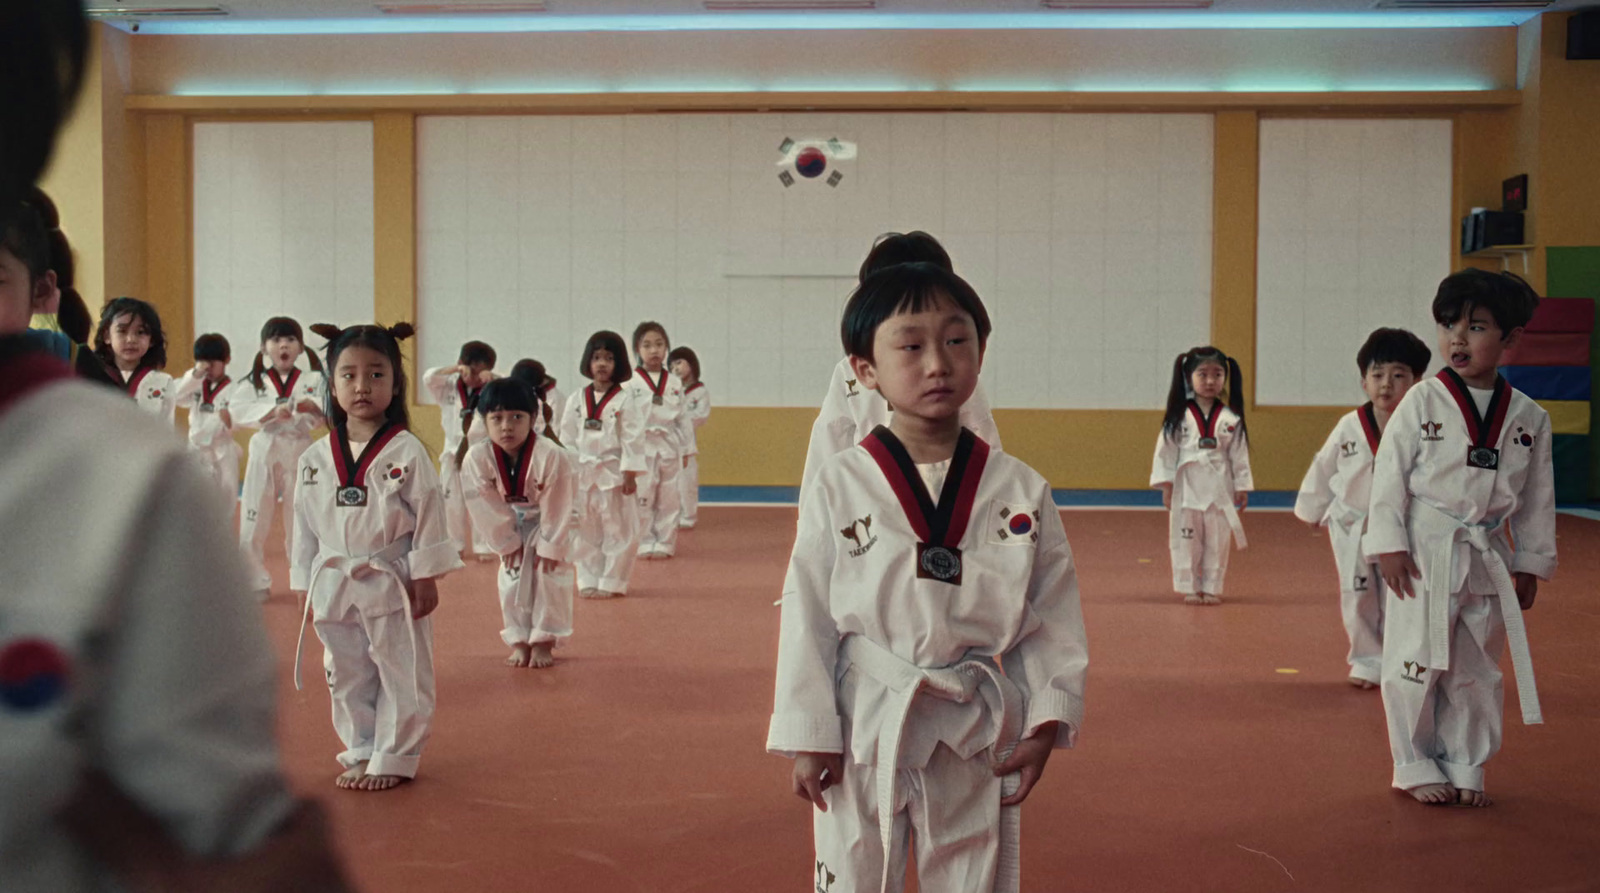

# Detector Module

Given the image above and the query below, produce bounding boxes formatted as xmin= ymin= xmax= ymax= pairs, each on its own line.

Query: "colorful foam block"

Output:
xmin=1498 ymin=331 xmax=1592 ymax=367
xmin=1523 ymin=297 xmax=1596 ymax=334
xmin=1552 ymin=433 xmax=1590 ymax=505
xmin=1500 ymin=365 xmax=1592 ymax=401
xmin=1537 ymin=400 xmax=1592 ymax=436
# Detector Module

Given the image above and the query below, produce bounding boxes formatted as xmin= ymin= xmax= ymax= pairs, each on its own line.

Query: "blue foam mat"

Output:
xmin=1499 ymin=365 xmax=1592 ymax=401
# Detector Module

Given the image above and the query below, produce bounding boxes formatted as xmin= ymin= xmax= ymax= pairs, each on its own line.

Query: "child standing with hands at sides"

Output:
xmin=770 ymin=262 xmax=1088 ymax=893
xmin=1364 ymin=270 xmax=1555 ymax=809
xmin=1150 ymin=346 xmax=1252 ymax=606
xmin=291 ymin=322 xmax=462 ymax=792
xmin=422 ymin=341 xmax=497 ymax=556
xmin=231 ymin=317 xmax=326 ymax=596
xmin=624 ymin=321 xmax=693 ymax=558
xmin=174 ymin=333 xmax=243 ymax=509
xmin=558 ymin=330 xmax=645 ymax=599
xmin=669 ymin=345 xmax=709 ymax=529
xmin=462 ymin=372 xmax=577 ymax=668
xmin=94 ymin=296 xmax=175 ymax=424
xmin=1294 ymin=328 xmax=1431 ymax=689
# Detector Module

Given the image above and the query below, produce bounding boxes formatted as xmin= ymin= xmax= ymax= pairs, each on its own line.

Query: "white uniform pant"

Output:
xmin=816 ymin=745 xmax=1003 ymax=893
xmin=679 ymin=454 xmax=700 ymax=528
xmin=574 ymin=482 xmax=640 ymax=594
xmin=238 ymin=431 xmax=310 ymax=591
xmin=1168 ymin=506 xmax=1232 ymax=595
xmin=1381 ymin=584 xmax=1506 ymax=793
xmin=637 ymin=453 xmax=682 ymax=555
xmin=439 ymin=452 xmax=489 ymax=554
xmin=498 ymin=542 xmax=575 ymax=647
xmin=190 ymin=440 xmax=241 ymax=517
xmin=314 ymin=606 xmax=435 ymax=779
xmin=1328 ymin=520 xmax=1384 ymax=683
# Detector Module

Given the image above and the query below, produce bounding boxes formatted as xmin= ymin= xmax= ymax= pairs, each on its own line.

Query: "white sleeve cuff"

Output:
xmin=765 ymin=713 xmax=844 ymax=757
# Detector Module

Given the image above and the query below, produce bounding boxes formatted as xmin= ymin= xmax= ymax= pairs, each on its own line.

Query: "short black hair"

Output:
xmin=0 ymin=1 xmax=89 ymax=209
xmin=859 ymin=231 xmax=952 ymax=283
xmin=632 ymin=320 xmax=670 ymax=354
xmin=581 ymin=330 xmax=633 ymax=383
xmin=667 ymin=345 xmax=700 ymax=381
xmin=194 ymin=333 xmax=231 ymax=363
xmin=94 ymin=296 xmax=168 ymax=370
xmin=0 ymin=198 xmax=49 ymax=278
xmin=1432 ymin=268 xmax=1540 ymax=337
xmin=459 ymin=340 xmax=496 ymax=368
xmin=309 ymin=322 xmax=415 ymax=429
xmin=476 ymin=376 xmax=538 ymax=417
xmin=840 ymin=262 xmax=992 ymax=362
xmin=1357 ymin=327 xmax=1430 ymax=376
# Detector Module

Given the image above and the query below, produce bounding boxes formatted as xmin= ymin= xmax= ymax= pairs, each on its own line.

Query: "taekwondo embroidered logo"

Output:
xmin=1181 ymin=527 xmax=1195 ymax=540
xmin=814 ymin=860 xmax=836 ymax=893
xmin=302 ymin=466 xmax=319 ymax=486
xmin=246 ymin=508 xmax=258 ymax=522
xmin=1420 ymin=421 xmax=1445 ymax=441
xmin=840 ymin=515 xmax=878 ymax=557
xmin=990 ymin=503 xmax=1041 ymax=545
xmin=844 ymin=378 xmax=859 ymax=397
xmin=776 ymin=136 xmax=855 ymax=189
xmin=0 ymin=638 xmax=71 ymax=712
xmin=1340 ymin=440 xmax=1359 ymax=458
xmin=1353 ymin=573 xmax=1369 ymax=592
xmin=1402 ymin=661 xmax=1428 ymax=684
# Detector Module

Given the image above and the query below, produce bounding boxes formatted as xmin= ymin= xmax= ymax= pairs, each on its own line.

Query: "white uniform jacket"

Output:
xmin=800 ymin=357 xmax=1003 ymax=501
xmin=289 ymin=427 xmax=463 ymax=619
xmin=421 ymin=367 xmax=488 ymax=455
xmin=681 ymin=381 xmax=711 ymax=456
xmin=0 ymin=374 xmax=294 ymax=892
xmin=768 ymin=427 xmax=1087 ymax=771
xmin=174 ymin=368 xmax=236 ymax=453
xmin=557 ymin=384 xmax=648 ymax=489
xmin=229 ymin=368 xmax=326 ymax=438
xmin=623 ymin=366 xmax=694 ymax=460
xmin=461 ymin=436 xmax=578 ymax=563
xmin=1294 ymin=404 xmax=1382 ymax=531
xmin=118 ymin=366 xmax=176 ymax=425
xmin=1150 ymin=402 xmax=1254 ymax=511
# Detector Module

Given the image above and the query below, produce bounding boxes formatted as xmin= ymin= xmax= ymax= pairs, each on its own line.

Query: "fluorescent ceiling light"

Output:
xmin=376 ymin=3 xmax=547 ymax=13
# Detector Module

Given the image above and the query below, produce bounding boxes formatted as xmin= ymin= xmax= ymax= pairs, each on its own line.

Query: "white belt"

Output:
xmin=839 ymin=634 xmax=1024 ymax=893
xmin=293 ymin=536 xmax=419 ymax=704
xmin=1169 ymin=462 xmax=1247 ymax=550
xmin=1409 ymin=500 xmax=1541 ymax=725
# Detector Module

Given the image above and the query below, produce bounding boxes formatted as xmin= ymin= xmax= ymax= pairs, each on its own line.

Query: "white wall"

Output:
xmin=192 ymin=121 xmax=375 ymax=375
xmin=1256 ymin=118 xmax=1450 ymax=406
xmin=416 ymin=112 xmax=1214 ymax=408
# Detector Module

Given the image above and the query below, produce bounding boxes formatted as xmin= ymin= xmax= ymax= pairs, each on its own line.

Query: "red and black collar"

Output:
xmin=1186 ymin=400 xmax=1222 ymax=441
xmin=494 ymin=440 xmax=535 ymax=500
xmin=456 ymin=376 xmax=483 ymax=411
xmin=1357 ymin=402 xmax=1382 ymax=455
xmin=267 ymin=366 xmax=301 ymax=400
xmin=862 ymin=426 xmax=989 ymax=549
xmin=640 ymin=367 xmax=670 ymax=400
xmin=585 ymin=383 xmax=622 ymax=421
xmin=202 ymin=375 xmax=231 ymax=405
xmin=1438 ymin=368 xmax=1510 ymax=451
xmin=332 ymin=422 xmax=404 ymax=491
xmin=685 ymin=381 xmax=705 ymax=394
xmin=124 ymin=366 xmax=152 ymax=397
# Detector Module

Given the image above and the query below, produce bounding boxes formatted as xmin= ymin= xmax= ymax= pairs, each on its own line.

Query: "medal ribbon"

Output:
xmin=642 ymin=368 xmax=669 ymax=401
xmin=493 ymin=440 xmax=535 ymax=500
xmin=1185 ymin=400 xmax=1221 ymax=442
xmin=1358 ymin=402 xmax=1382 ymax=455
xmin=1438 ymin=369 xmax=1510 ymax=454
xmin=862 ymin=426 xmax=989 ymax=549
xmin=267 ymin=367 xmax=301 ymax=401
xmin=585 ymin=383 xmax=621 ymax=422
xmin=124 ymin=366 xmax=152 ymax=397
xmin=332 ymin=421 xmax=403 ymax=493
xmin=202 ymin=375 xmax=231 ymax=406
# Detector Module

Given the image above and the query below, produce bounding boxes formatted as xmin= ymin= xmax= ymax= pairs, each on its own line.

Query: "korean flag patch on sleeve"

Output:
xmin=988 ymin=502 xmax=1041 ymax=546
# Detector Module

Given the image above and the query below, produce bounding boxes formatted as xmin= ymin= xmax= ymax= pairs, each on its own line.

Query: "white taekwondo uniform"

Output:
xmin=558 ymin=383 xmax=648 ymax=594
xmin=622 ymin=365 xmax=694 ymax=557
xmin=1149 ymin=401 xmax=1252 ymax=596
xmin=1294 ymin=403 xmax=1387 ymax=683
xmin=290 ymin=423 xmax=462 ymax=779
xmin=0 ymin=343 xmax=296 ymax=892
xmin=462 ymin=435 xmax=578 ymax=648
xmin=175 ymin=368 xmax=243 ymax=511
xmin=1362 ymin=370 xmax=1555 ymax=793
xmin=420 ymin=366 xmax=491 ymax=554
xmin=678 ymin=381 xmax=711 ymax=529
xmin=769 ymin=426 xmax=1087 ymax=893
xmin=116 ymin=364 xmax=176 ymax=426
xmin=231 ymin=366 xmax=325 ymax=592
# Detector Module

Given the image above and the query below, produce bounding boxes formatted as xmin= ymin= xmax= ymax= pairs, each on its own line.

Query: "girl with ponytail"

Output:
xmin=289 ymin=321 xmax=461 ymax=792
xmin=1150 ymin=346 xmax=1253 ymax=606
xmin=421 ymin=341 xmax=498 ymax=557
xmin=230 ymin=316 xmax=327 ymax=595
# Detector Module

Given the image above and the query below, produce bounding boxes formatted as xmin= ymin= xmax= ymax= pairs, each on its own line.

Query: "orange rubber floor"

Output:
xmin=256 ymin=507 xmax=1600 ymax=893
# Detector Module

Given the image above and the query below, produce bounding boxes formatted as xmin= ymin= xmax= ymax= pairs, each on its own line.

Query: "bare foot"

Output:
xmin=1406 ymin=782 xmax=1458 ymax=804
xmin=1458 ymin=789 xmax=1493 ymax=807
xmin=1183 ymin=593 xmax=1204 ymax=605
xmin=1200 ymin=593 xmax=1222 ymax=605
xmin=1348 ymin=676 xmax=1377 ymax=690
xmin=602 ymin=590 xmax=625 ymax=599
xmin=506 ymin=643 xmax=531 ymax=667
xmin=579 ymin=588 xmax=610 ymax=600
xmin=335 ymin=761 xmax=368 ymax=790
xmin=529 ymin=643 xmax=554 ymax=668
xmin=356 ymin=774 xmax=408 ymax=792
xmin=475 ymin=553 xmax=497 ymax=563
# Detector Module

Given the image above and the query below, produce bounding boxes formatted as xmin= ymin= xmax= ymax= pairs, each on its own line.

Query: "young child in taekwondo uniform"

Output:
xmin=174 ymin=332 xmax=243 ymax=511
xmin=93 ymin=296 xmax=175 ymax=424
xmin=799 ymin=232 xmax=1002 ymax=505
xmin=1149 ymin=346 xmax=1253 ymax=606
xmin=624 ymin=320 xmax=693 ymax=559
xmin=1365 ymin=270 xmax=1556 ymax=809
xmin=559 ymin=330 xmax=646 ymax=600
xmin=231 ymin=317 xmax=326 ymax=596
xmin=290 ymin=323 xmax=462 ymax=793
xmin=669 ymin=345 xmax=709 ymax=529
xmin=1294 ymin=328 xmax=1431 ymax=688
xmin=769 ymin=262 xmax=1088 ymax=893
xmin=462 ymin=372 xmax=578 ymax=669
xmin=421 ymin=340 xmax=497 ymax=556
